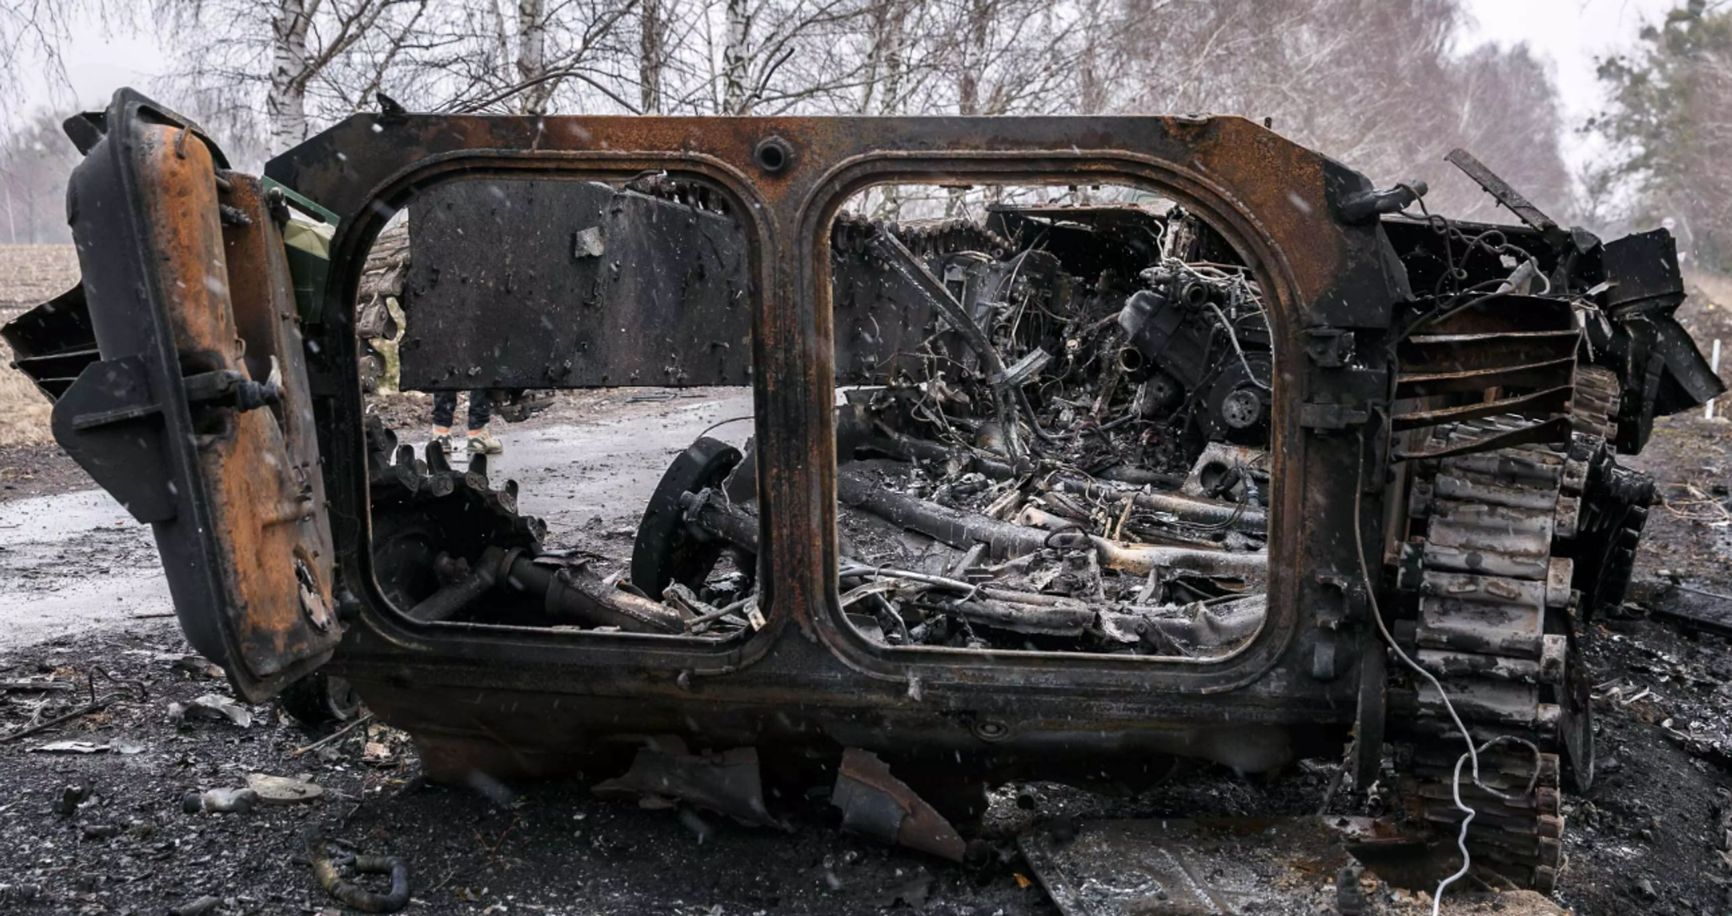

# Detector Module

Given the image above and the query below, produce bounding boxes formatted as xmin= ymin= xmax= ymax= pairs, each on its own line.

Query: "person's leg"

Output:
xmin=431 ymin=390 xmax=457 ymax=432
xmin=466 ymin=390 xmax=492 ymax=431
xmin=465 ymin=390 xmax=503 ymax=454
xmin=430 ymin=390 xmax=459 ymax=454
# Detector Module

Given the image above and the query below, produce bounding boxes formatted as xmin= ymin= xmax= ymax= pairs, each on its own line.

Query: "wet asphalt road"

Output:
xmin=0 ymin=390 xmax=754 ymax=649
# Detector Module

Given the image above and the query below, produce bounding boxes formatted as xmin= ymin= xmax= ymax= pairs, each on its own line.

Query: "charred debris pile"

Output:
xmin=375 ymin=201 xmax=1277 ymax=657
xmin=720 ymin=205 xmax=1275 ymax=657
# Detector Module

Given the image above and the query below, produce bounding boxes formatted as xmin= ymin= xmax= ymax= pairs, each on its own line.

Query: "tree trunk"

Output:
xmin=516 ymin=0 xmax=551 ymax=115
xmin=639 ymin=0 xmax=664 ymax=113
xmin=1077 ymin=0 xmax=1107 ymax=114
xmin=879 ymin=3 xmax=905 ymax=116
xmin=267 ymin=0 xmax=313 ymax=154
xmin=956 ymin=0 xmax=992 ymax=117
xmin=722 ymin=0 xmax=750 ymax=114
xmin=944 ymin=0 xmax=993 ymax=217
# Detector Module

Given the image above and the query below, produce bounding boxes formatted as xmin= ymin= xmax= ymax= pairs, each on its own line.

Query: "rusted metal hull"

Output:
xmin=265 ymin=111 xmax=1412 ymax=774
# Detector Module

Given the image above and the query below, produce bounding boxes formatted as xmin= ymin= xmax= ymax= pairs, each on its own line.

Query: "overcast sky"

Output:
xmin=1462 ymin=0 xmax=1677 ymax=162
xmin=11 ymin=0 xmax=1685 ymax=171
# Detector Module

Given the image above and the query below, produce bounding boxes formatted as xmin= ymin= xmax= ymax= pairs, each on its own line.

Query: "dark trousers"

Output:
xmin=432 ymin=390 xmax=491 ymax=431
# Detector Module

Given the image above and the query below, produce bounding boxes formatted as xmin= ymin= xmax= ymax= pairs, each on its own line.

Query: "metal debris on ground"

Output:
xmin=592 ymin=738 xmax=790 ymax=830
xmin=52 ymin=783 xmax=90 ymax=816
xmin=169 ymin=693 xmax=254 ymax=728
xmin=289 ymin=711 xmax=375 ymax=757
xmin=1017 ymin=817 xmax=1368 ymax=915
xmin=831 ymin=748 xmax=968 ymax=862
xmin=313 ymin=851 xmax=411 ymax=914
xmin=0 ymin=680 xmax=74 ymax=693
xmin=167 ymin=896 xmax=223 ymax=916
xmin=182 ymin=787 xmax=259 ymax=814
xmin=31 ymin=740 xmax=112 ymax=754
xmin=246 ymin=773 xmax=324 ymax=805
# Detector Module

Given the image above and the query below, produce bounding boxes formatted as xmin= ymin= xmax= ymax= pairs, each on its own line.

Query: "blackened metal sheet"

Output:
xmin=397 ymin=178 xmax=945 ymax=390
xmin=1601 ymin=229 xmax=1684 ymax=311
xmin=831 ymin=251 xmax=940 ymax=385
xmin=398 ymin=178 xmax=753 ymax=390
xmin=1647 ymin=584 xmax=1732 ymax=638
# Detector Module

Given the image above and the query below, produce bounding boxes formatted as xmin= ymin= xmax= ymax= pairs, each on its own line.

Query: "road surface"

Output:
xmin=0 ymin=389 xmax=753 ymax=649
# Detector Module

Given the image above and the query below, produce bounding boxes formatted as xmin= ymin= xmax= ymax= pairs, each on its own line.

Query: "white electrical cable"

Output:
xmin=1352 ymin=447 xmax=1541 ymax=915
xmin=1203 ymin=300 xmax=1272 ymax=392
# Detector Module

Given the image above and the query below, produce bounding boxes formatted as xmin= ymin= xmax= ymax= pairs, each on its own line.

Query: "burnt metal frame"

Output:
xmin=266 ymin=114 xmax=1409 ymax=764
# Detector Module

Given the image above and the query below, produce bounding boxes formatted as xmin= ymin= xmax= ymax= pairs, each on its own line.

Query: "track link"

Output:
xmin=1396 ymin=417 xmax=1572 ymax=892
xmin=1389 ymin=368 xmax=1655 ymax=892
xmin=1564 ymin=367 xmax=1655 ymax=618
xmin=832 ymin=212 xmax=1013 ymax=259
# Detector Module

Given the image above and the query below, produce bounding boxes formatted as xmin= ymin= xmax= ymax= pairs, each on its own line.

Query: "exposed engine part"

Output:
xmin=831 ymin=206 xmax=1281 ymax=486
xmin=631 ymin=433 xmax=1268 ymax=655
xmin=1119 ymin=261 xmax=1271 ymax=442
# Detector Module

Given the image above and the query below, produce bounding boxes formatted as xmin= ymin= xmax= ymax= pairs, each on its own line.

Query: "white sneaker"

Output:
xmin=466 ymin=430 xmax=504 ymax=455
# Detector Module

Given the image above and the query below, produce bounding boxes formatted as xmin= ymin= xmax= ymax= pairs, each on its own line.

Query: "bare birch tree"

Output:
xmin=0 ymin=2 xmax=140 ymax=127
xmin=437 ymin=0 xmax=638 ymax=114
xmin=640 ymin=0 xmax=668 ymax=112
xmin=266 ymin=0 xmax=314 ymax=149
xmin=104 ymin=0 xmax=1573 ymax=221
xmin=159 ymin=0 xmax=437 ymax=154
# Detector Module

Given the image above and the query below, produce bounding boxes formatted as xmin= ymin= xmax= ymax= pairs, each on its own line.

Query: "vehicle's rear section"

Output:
xmin=5 ymin=89 xmax=1723 ymax=896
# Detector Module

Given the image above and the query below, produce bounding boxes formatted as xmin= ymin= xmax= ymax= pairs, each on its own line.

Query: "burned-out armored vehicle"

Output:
xmin=6 ymin=89 xmax=1723 ymax=895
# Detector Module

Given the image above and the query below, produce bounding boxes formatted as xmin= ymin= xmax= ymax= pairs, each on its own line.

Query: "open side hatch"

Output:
xmin=2 ymin=90 xmax=339 ymax=701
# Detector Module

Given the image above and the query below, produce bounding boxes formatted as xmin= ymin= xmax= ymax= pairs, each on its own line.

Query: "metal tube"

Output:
xmin=1090 ymin=537 xmax=1266 ymax=580
xmin=504 ymin=555 xmax=684 ymax=634
xmin=837 ymin=466 xmax=1058 ymax=558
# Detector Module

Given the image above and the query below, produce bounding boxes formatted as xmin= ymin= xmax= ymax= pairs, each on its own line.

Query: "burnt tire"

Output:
xmin=632 ymin=436 xmax=743 ymax=600
xmin=277 ymin=673 xmax=363 ymax=728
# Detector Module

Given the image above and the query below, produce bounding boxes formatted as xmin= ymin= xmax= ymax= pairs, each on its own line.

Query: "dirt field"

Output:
xmin=0 ymin=244 xmax=76 ymax=446
xmin=0 ymin=244 xmax=78 ymax=314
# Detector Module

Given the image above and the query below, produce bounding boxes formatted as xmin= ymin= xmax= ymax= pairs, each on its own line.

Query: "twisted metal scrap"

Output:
xmin=313 ymin=853 xmax=409 ymax=913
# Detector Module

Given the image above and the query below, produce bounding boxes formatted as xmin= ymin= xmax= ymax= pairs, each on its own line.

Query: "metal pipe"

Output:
xmin=837 ymin=466 xmax=1063 ymax=558
xmin=1090 ymin=537 xmax=1265 ymax=580
xmin=504 ymin=556 xmax=684 ymax=634
xmin=866 ymin=431 xmax=1200 ymax=507
xmin=838 ymin=472 xmax=1263 ymax=579
xmin=408 ymin=547 xmax=683 ymax=634
xmin=1057 ymin=477 xmax=1265 ymax=532
xmin=407 ymin=553 xmax=509 ymax=622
